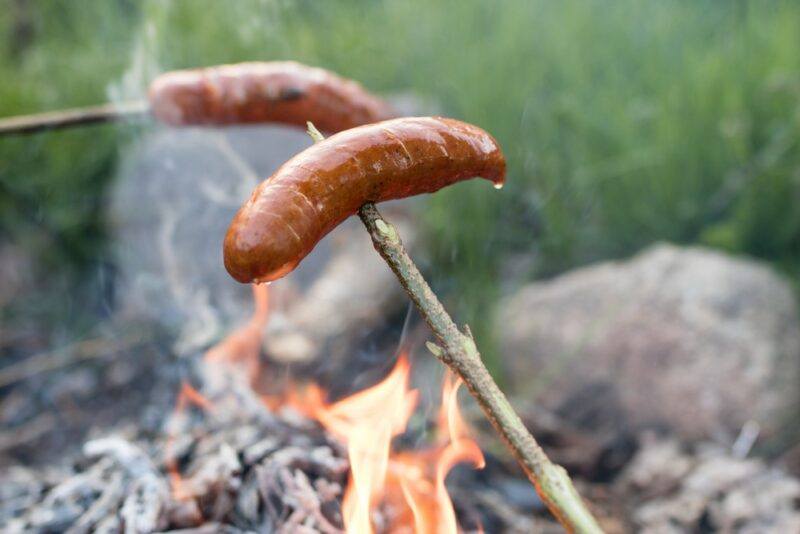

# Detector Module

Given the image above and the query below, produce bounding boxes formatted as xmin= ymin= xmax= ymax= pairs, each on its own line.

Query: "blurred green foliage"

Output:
xmin=2 ymin=0 xmax=800 ymax=360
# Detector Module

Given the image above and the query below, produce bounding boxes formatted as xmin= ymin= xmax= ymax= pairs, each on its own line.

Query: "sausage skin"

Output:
xmin=148 ymin=61 xmax=394 ymax=131
xmin=224 ymin=116 xmax=506 ymax=284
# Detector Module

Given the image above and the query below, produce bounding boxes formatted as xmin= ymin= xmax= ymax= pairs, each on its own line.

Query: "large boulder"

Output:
xmin=111 ymin=126 xmax=308 ymax=353
xmin=497 ymin=244 xmax=800 ymax=441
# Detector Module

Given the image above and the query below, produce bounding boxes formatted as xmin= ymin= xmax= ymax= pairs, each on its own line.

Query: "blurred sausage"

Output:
xmin=148 ymin=61 xmax=394 ymax=131
xmin=224 ymin=116 xmax=506 ymax=283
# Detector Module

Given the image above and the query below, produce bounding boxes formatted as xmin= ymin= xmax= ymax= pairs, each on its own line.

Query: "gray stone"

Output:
xmin=497 ymin=243 xmax=800 ymax=441
xmin=111 ymin=126 xmax=310 ymax=353
xmin=620 ymin=434 xmax=800 ymax=533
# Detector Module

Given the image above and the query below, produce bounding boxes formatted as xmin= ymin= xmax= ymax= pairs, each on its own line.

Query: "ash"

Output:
xmin=1 ymin=358 xmax=352 ymax=534
xmin=0 ymin=354 xmax=539 ymax=534
xmin=3 ymin=269 xmax=800 ymax=534
xmin=3 ymin=352 xmax=800 ymax=533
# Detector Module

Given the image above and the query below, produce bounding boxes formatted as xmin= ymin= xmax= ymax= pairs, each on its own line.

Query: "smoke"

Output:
xmin=110 ymin=125 xmax=312 ymax=354
xmin=103 ymin=5 xmax=317 ymax=353
xmin=106 ymin=19 xmax=162 ymax=105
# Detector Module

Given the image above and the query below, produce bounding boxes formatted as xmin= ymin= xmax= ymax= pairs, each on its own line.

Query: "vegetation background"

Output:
xmin=2 ymin=0 xmax=799 ymax=371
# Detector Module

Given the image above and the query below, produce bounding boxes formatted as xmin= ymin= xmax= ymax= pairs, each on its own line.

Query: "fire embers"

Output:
xmin=160 ymin=282 xmax=485 ymax=533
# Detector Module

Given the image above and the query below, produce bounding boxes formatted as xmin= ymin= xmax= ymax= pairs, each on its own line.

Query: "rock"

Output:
xmin=620 ymin=436 xmax=691 ymax=498
xmin=619 ymin=433 xmax=800 ymax=533
xmin=497 ymin=243 xmax=800 ymax=441
xmin=111 ymin=126 xmax=308 ymax=353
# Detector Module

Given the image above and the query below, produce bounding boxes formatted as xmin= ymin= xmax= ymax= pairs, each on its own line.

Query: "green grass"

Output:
xmin=2 ymin=0 xmax=800 ymax=365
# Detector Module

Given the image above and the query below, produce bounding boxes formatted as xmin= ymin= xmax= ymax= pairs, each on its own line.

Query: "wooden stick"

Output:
xmin=305 ymin=122 xmax=602 ymax=532
xmin=0 ymin=100 xmax=149 ymax=135
xmin=357 ymin=203 xmax=603 ymax=533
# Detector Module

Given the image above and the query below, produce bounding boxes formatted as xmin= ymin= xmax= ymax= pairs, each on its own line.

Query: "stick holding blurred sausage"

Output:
xmin=148 ymin=61 xmax=394 ymax=132
xmin=0 ymin=61 xmax=394 ymax=135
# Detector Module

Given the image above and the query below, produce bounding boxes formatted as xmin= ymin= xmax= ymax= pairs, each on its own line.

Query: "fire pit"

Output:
xmin=1 ymin=282 xmax=548 ymax=533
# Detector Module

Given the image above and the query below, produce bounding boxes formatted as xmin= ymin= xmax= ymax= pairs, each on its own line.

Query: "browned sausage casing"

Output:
xmin=224 ymin=117 xmax=506 ymax=283
xmin=148 ymin=61 xmax=394 ymax=131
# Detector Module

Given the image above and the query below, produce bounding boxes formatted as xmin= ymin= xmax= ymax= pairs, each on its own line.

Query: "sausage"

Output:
xmin=223 ymin=116 xmax=506 ymax=284
xmin=148 ymin=61 xmax=394 ymax=131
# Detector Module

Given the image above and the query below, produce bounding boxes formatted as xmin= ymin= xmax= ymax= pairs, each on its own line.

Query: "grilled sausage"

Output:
xmin=148 ymin=61 xmax=394 ymax=131
xmin=223 ymin=116 xmax=506 ymax=283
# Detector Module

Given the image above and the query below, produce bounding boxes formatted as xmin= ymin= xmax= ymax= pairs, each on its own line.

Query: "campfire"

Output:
xmin=160 ymin=282 xmax=486 ymax=533
xmin=3 ymin=277 xmax=532 ymax=533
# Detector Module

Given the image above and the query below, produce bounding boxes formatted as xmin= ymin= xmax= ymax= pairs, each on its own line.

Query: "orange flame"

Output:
xmin=166 ymin=280 xmax=485 ymax=532
xmin=433 ymin=373 xmax=485 ymax=531
xmin=304 ymin=359 xmax=484 ymax=533
xmin=305 ymin=357 xmax=418 ymax=533
xmin=387 ymin=371 xmax=485 ymax=534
